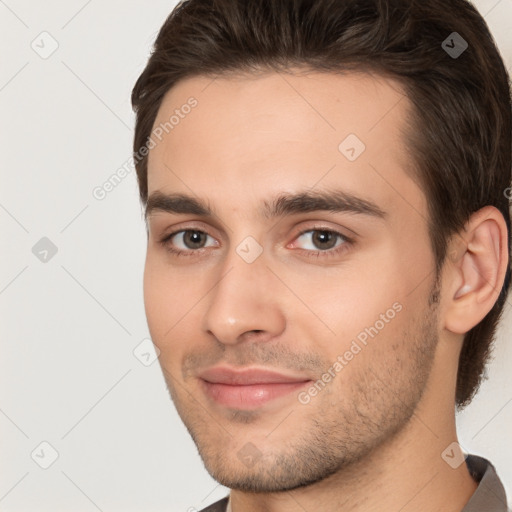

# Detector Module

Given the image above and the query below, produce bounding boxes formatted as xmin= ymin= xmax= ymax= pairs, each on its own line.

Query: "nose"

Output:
xmin=202 ymin=250 xmax=286 ymax=346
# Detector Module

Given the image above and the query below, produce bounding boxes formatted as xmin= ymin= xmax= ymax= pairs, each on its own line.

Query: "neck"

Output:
xmin=229 ymin=422 xmax=477 ymax=512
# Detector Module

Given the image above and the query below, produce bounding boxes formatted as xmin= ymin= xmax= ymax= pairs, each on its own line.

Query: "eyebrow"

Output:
xmin=144 ymin=189 xmax=387 ymax=222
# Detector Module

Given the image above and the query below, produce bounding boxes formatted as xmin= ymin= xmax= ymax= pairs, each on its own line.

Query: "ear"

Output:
xmin=443 ymin=206 xmax=509 ymax=334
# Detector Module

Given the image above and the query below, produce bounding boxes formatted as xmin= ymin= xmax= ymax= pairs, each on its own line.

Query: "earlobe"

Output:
xmin=444 ymin=206 xmax=509 ymax=334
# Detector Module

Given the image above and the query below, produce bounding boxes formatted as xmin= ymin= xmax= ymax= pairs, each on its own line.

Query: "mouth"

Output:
xmin=198 ymin=366 xmax=313 ymax=409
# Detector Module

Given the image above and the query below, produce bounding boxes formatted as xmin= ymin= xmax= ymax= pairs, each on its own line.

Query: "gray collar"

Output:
xmin=462 ymin=454 xmax=508 ymax=511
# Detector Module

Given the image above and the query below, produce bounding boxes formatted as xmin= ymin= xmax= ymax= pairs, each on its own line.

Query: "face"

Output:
xmin=144 ymin=69 xmax=441 ymax=492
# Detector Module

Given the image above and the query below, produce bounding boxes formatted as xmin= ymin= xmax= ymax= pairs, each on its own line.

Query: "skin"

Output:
xmin=143 ymin=69 xmax=508 ymax=512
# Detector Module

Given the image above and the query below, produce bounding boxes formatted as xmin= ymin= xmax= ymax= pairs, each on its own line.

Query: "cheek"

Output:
xmin=143 ymin=253 xmax=183 ymax=346
xmin=143 ymin=262 xmax=185 ymax=375
xmin=278 ymin=249 xmax=426 ymax=370
xmin=279 ymin=260 xmax=401 ymax=342
xmin=143 ymin=253 xmax=212 ymax=369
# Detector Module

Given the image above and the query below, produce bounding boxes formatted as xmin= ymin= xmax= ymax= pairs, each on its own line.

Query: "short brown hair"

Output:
xmin=131 ymin=0 xmax=512 ymax=408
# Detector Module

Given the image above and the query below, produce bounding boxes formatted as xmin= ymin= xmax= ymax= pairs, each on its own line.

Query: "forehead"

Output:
xmin=146 ymin=69 xmax=424 ymax=220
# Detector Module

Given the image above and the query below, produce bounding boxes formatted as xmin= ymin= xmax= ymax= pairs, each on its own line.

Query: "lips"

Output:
xmin=198 ymin=366 xmax=313 ymax=409
xmin=199 ymin=366 xmax=312 ymax=385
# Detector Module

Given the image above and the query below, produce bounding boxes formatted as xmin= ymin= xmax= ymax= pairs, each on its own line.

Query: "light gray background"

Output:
xmin=1 ymin=1 xmax=511 ymax=511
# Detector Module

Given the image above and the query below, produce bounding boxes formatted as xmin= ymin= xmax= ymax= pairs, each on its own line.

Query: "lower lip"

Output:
xmin=200 ymin=379 xmax=311 ymax=409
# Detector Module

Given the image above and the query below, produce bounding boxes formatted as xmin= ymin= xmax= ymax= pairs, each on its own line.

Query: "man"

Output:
xmin=131 ymin=0 xmax=511 ymax=510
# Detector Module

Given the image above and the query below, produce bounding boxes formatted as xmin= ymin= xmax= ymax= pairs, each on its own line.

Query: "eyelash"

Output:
xmin=158 ymin=227 xmax=353 ymax=259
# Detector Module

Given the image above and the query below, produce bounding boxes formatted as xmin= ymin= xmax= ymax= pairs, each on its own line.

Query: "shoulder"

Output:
xmin=197 ymin=496 xmax=229 ymax=512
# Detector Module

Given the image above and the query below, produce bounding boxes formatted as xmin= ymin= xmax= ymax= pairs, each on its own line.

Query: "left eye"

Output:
xmin=293 ymin=229 xmax=347 ymax=251
xmin=167 ymin=230 xmax=217 ymax=250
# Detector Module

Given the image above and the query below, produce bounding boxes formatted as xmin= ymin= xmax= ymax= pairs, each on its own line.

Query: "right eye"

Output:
xmin=159 ymin=229 xmax=218 ymax=256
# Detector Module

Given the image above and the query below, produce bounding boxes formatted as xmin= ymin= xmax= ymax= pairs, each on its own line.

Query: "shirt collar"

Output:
xmin=462 ymin=455 xmax=508 ymax=512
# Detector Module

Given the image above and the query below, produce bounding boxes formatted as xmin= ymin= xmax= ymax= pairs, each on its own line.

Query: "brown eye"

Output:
xmin=295 ymin=229 xmax=346 ymax=251
xmin=180 ymin=230 xmax=208 ymax=249
xmin=311 ymin=230 xmax=338 ymax=250
xmin=160 ymin=229 xmax=217 ymax=256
